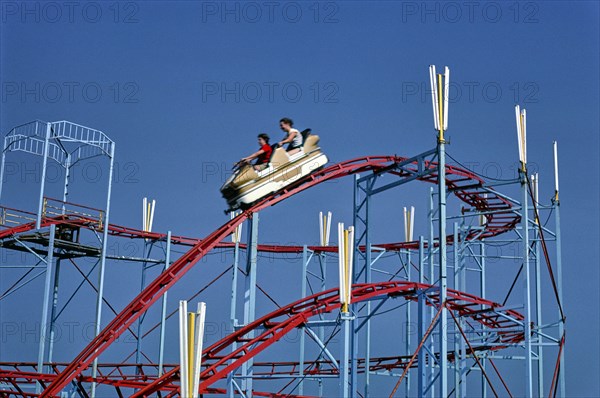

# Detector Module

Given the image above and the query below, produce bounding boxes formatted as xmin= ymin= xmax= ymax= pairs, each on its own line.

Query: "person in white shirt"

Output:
xmin=277 ymin=117 xmax=303 ymax=155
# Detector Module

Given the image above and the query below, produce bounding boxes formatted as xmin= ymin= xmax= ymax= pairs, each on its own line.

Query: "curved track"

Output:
xmin=134 ymin=281 xmax=524 ymax=396
xmin=0 ymin=281 xmax=524 ymax=396
xmin=0 ymin=155 xmax=520 ymax=396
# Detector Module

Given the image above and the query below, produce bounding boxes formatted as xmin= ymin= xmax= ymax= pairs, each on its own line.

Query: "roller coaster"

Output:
xmin=0 ymin=66 xmax=566 ymax=397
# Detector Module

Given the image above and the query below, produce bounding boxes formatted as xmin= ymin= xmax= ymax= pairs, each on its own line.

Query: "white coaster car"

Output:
xmin=221 ymin=129 xmax=328 ymax=211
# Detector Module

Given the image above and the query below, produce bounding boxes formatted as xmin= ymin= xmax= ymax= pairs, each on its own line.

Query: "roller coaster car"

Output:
xmin=221 ymin=129 xmax=328 ymax=211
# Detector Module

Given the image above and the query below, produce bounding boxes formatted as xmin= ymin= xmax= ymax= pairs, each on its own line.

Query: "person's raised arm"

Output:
xmin=240 ymin=148 xmax=265 ymax=163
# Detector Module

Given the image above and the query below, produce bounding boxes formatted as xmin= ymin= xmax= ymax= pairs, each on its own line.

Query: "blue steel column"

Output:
xmin=427 ymin=187 xmax=436 ymax=397
xmin=520 ymin=169 xmax=534 ymax=398
xmin=404 ymin=248 xmax=411 ymax=398
xmin=363 ymin=187 xmax=371 ymax=398
xmin=417 ymin=236 xmax=427 ymax=397
xmin=453 ymin=222 xmax=466 ymax=397
xmin=228 ymin=224 xmax=241 ymax=398
xmin=0 ymin=145 xmax=6 ymax=202
xmin=61 ymin=153 xmax=71 ymax=210
xmin=91 ymin=144 xmax=115 ymax=398
xmin=317 ymin=252 xmax=327 ymax=397
xmin=453 ymin=223 xmax=460 ymax=397
xmin=36 ymin=122 xmax=52 ymax=229
xmin=554 ymin=198 xmax=565 ymax=397
xmin=534 ymin=202 xmax=544 ymax=397
xmin=36 ymin=224 xmax=56 ymax=393
xmin=47 ymin=258 xmax=62 ymax=364
xmin=340 ymin=311 xmax=352 ymax=398
xmin=135 ymin=242 xmax=151 ymax=365
xmin=437 ymin=137 xmax=448 ymax=398
xmin=480 ymin=240 xmax=487 ymax=398
xmin=299 ymin=245 xmax=308 ymax=395
xmin=158 ymin=231 xmax=172 ymax=377
xmin=241 ymin=214 xmax=259 ymax=398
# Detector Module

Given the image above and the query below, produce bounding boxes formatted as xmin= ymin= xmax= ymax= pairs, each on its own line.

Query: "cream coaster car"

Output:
xmin=221 ymin=130 xmax=328 ymax=211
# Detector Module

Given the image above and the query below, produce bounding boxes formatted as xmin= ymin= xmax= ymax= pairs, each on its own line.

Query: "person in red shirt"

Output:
xmin=239 ymin=133 xmax=273 ymax=171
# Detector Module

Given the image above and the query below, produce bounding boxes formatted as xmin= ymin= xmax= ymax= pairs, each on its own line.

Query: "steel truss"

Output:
xmin=0 ymin=121 xmax=565 ymax=397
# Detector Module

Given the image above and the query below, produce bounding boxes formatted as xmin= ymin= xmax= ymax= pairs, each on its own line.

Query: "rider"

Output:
xmin=239 ymin=133 xmax=273 ymax=171
xmin=277 ymin=117 xmax=303 ymax=155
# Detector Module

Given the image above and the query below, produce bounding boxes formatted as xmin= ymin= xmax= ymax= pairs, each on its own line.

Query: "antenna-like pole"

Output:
xmin=515 ymin=105 xmax=528 ymax=172
xmin=429 ymin=64 xmax=450 ymax=397
xmin=553 ymin=141 xmax=559 ymax=202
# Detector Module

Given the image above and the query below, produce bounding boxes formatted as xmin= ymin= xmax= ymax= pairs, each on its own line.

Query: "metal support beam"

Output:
xmin=428 ymin=187 xmax=436 ymax=398
xmin=36 ymin=123 xmax=51 ymax=230
xmin=36 ymin=224 xmax=56 ymax=393
xmin=299 ymin=245 xmax=308 ymax=395
xmin=158 ymin=231 xmax=172 ymax=377
xmin=417 ymin=236 xmax=427 ymax=397
xmin=135 ymin=242 xmax=152 ymax=366
xmin=90 ymin=144 xmax=115 ymax=398
xmin=438 ymin=139 xmax=448 ymax=398
xmin=47 ymin=258 xmax=62 ymax=364
xmin=241 ymin=214 xmax=259 ymax=398
xmin=534 ymin=212 xmax=544 ymax=397
xmin=340 ymin=312 xmax=352 ymax=398
xmin=554 ymin=200 xmax=565 ymax=397
xmin=480 ymin=240 xmax=487 ymax=398
xmin=228 ymin=228 xmax=241 ymax=398
xmin=521 ymin=170 xmax=534 ymax=398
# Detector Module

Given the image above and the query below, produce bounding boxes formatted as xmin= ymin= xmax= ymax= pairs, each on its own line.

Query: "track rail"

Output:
xmin=0 ymin=155 xmax=520 ymax=396
xmin=0 ymin=281 xmax=524 ymax=396
xmin=134 ymin=281 xmax=524 ymax=396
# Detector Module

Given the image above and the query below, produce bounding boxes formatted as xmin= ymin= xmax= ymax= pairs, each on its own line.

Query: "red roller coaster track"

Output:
xmin=133 ymin=281 xmax=524 ymax=396
xmin=0 ymin=155 xmax=520 ymax=396
xmin=0 ymin=281 xmax=524 ymax=396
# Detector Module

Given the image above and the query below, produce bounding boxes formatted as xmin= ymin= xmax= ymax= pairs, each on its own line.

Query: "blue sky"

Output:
xmin=1 ymin=1 xmax=598 ymax=396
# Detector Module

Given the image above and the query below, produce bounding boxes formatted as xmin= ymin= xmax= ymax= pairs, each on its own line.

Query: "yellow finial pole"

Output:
xmin=342 ymin=228 xmax=349 ymax=313
xmin=323 ymin=213 xmax=327 ymax=246
xmin=188 ymin=311 xmax=196 ymax=396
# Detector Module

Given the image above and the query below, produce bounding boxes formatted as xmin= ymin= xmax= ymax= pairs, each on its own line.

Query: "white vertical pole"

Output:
xmin=192 ymin=302 xmax=207 ymax=398
xmin=179 ymin=300 xmax=189 ymax=398
xmin=326 ymin=211 xmax=332 ymax=246
xmin=553 ymin=141 xmax=560 ymax=200
xmin=142 ymin=197 xmax=147 ymax=231
xmin=319 ymin=211 xmax=324 ymax=246
xmin=338 ymin=222 xmax=346 ymax=306
xmin=158 ymin=231 xmax=171 ymax=376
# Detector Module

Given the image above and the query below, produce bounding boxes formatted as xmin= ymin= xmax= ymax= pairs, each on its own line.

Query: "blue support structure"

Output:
xmin=520 ymin=169 xmax=534 ymax=398
xmin=36 ymin=224 xmax=56 ymax=393
xmin=480 ymin=240 xmax=487 ymax=398
xmin=241 ymin=214 xmax=259 ymax=398
xmin=47 ymin=257 xmax=62 ymax=364
xmin=428 ymin=187 xmax=436 ymax=398
xmin=299 ymin=245 xmax=309 ymax=395
xmin=90 ymin=143 xmax=115 ymax=398
xmin=36 ymin=123 xmax=52 ymax=230
xmin=437 ymin=138 xmax=448 ymax=398
xmin=554 ymin=197 xmax=565 ymax=397
xmin=417 ymin=236 xmax=427 ymax=397
xmin=352 ymin=148 xmax=439 ymax=397
xmin=339 ymin=312 xmax=353 ymax=398
xmin=158 ymin=231 xmax=172 ymax=377
xmin=533 ymin=190 xmax=544 ymax=397
xmin=135 ymin=241 xmax=153 ymax=366
xmin=228 ymin=223 xmax=241 ymax=398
